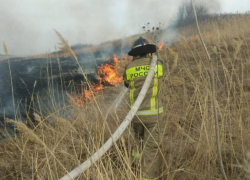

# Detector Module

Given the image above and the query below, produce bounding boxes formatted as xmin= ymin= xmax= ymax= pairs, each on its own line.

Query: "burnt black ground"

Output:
xmin=0 ymin=44 xmax=130 ymax=136
xmin=0 ymin=54 xmax=100 ymax=126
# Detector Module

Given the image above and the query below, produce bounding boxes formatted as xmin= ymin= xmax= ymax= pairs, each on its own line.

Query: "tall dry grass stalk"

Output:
xmin=3 ymin=43 xmax=16 ymax=120
xmin=60 ymin=55 xmax=158 ymax=180
xmin=191 ymin=0 xmax=227 ymax=179
xmin=0 ymin=13 xmax=250 ymax=180
xmin=54 ymin=30 xmax=104 ymax=117
xmin=54 ymin=30 xmax=135 ymax=179
xmin=243 ymin=152 xmax=250 ymax=178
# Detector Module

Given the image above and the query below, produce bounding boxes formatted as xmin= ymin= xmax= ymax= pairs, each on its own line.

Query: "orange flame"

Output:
xmin=205 ymin=32 xmax=214 ymax=39
xmin=70 ymin=90 xmax=93 ymax=107
xmin=113 ymin=54 xmax=119 ymax=65
xmin=190 ymin=35 xmax=199 ymax=41
xmin=157 ymin=41 xmax=164 ymax=50
xmin=190 ymin=33 xmax=214 ymax=42
xmin=97 ymin=54 xmax=123 ymax=86
xmin=70 ymin=54 xmax=123 ymax=107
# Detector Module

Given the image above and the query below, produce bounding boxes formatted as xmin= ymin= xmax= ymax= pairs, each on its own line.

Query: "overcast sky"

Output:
xmin=221 ymin=0 xmax=250 ymax=13
xmin=0 ymin=0 xmax=249 ymax=56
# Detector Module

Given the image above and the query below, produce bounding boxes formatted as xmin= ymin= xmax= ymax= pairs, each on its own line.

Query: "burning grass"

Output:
xmin=70 ymin=54 xmax=127 ymax=107
xmin=1 ymin=14 xmax=250 ymax=180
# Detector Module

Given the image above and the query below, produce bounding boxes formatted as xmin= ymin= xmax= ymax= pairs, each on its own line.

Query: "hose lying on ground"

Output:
xmin=59 ymin=55 xmax=158 ymax=180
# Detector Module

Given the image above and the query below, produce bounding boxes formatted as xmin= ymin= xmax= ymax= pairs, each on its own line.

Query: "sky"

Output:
xmin=0 ymin=0 xmax=249 ymax=56
xmin=221 ymin=0 xmax=250 ymax=13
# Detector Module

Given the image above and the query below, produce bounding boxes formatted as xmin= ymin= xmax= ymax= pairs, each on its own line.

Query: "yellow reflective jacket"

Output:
xmin=123 ymin=56 xmax=164 ymax=116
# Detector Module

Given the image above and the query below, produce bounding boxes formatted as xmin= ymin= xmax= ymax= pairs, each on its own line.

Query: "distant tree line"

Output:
xmin=172 ymin=2 xmax=209 ymax=28
xmin=70 ymin=43 xmax=93 ymax=51
xmin=172 ymin=2 xmax=250 ymax=28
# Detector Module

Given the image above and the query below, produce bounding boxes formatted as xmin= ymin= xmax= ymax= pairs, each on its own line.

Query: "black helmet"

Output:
xmin=128 ymin=37 xmax=156 ymax=56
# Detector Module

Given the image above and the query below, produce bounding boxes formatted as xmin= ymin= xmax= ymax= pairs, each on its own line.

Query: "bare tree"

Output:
xmin=173 ymin=2 xmax=209 ymax=28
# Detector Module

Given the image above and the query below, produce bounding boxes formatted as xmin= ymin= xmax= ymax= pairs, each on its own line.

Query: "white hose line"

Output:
xmin=59 ymin=55 xmax=158 ymax=180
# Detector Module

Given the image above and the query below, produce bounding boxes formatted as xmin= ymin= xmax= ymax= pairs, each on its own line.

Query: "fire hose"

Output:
xmin=59 ymin=55 xmax=158 ymax=180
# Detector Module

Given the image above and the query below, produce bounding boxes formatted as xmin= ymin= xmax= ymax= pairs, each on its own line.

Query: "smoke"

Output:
xmin=0 ymin=0 xmax=177 ymax=56
xmin=0 ymin=0 xmax=223 ymax=56
xmin=0 ymin=0 xmax=225 ymax=130
xmin=194 ymin=0 xmax=221 ymax=13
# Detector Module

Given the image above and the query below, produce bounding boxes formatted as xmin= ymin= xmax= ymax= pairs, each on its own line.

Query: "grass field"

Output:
xmin=1 ymin=14 xmax=250 ymax=180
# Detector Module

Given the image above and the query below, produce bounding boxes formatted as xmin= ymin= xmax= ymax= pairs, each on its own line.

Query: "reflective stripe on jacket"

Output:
xmin=123 ymin=56 xmax=164 ymax=115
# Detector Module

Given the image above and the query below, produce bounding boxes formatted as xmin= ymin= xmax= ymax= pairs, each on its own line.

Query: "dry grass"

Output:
xmin=1 ymin=14 xmax=250 ymax=180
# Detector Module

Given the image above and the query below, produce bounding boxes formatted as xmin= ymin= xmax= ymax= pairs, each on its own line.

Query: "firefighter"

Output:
xmin=124 ymin=37 xmax=164 ymax=180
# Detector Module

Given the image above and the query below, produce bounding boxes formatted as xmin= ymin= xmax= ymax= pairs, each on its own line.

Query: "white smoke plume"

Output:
xmin=0 ymin=0 xmax=222 ymax=56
